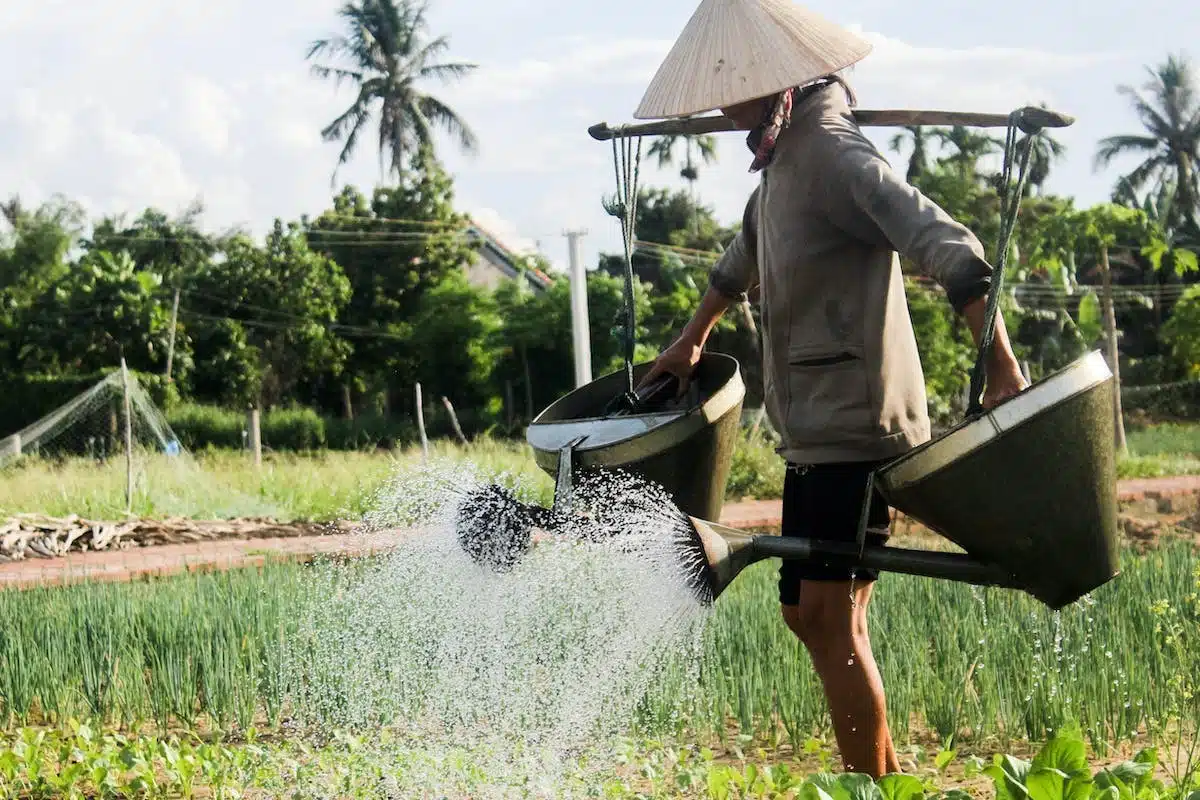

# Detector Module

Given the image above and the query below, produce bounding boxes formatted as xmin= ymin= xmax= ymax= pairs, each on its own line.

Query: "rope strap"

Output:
xmin=610 ymin=130 xmax=643 ymax=399
xmin=965 ymin=112 xmax=1039 ymax=417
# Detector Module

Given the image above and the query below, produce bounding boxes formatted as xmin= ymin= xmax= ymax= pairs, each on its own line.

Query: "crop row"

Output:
xmin=0 ymin=540 xmax=1196 ymax=754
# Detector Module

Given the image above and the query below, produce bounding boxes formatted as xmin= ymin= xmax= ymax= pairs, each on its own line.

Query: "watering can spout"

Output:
xmin=680 ymin=517 xmax=1025 ymax=607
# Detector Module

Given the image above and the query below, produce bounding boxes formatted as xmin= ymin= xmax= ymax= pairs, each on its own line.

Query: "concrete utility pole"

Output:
xmin=564 ymin=229 xmax=593 ymax=388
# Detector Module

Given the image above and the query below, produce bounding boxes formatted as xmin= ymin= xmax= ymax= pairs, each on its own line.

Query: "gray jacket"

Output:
xmin=710 ymin=82 xmax=993 ymax=464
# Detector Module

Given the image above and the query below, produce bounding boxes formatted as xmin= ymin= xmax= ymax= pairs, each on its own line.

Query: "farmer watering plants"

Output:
xmin=636 ymin=0 xmax=1031 ymax=778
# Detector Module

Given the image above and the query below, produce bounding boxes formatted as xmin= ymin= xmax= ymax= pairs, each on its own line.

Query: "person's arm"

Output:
xmin=824 ymin=135 xmax=1027 ymax=405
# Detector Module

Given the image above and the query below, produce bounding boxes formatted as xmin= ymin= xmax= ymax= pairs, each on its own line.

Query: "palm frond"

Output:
xmin=418 ymin=94 xmax=478 ymax=153
xmin=309 ymin=63 xmax=366 ymax=89
xmin=1093 ymin=134 xmax=1161 ymax=171
xmin=419 ymin=60 xmax=478 ymax=84
xmin=647 ymin=136 xmax=677 ymax=167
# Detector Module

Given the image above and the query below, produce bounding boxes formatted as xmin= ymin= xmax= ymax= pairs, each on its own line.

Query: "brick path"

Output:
xmin=1 ymin=476 xmax=1196 ymax=591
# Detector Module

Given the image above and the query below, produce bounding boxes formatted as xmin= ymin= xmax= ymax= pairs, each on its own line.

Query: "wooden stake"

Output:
xmin=120 ymin=358 xmax=134 ymax=515
xmin=248 ymin=407 xmax=262 ymax=468
xmin=521 ymin=347 xmax=534 ymax=423
xmin=165 ymin=286 xmax=180 ymax=383
xmin=415 ymin=383 xmax=429 ymax=460
xmin=1100 ymin=247 xmax=1127 ymax=454
xmin=505 ymin=380 xmax=515 ymax=431
xmin=442 ymin=397 xmax=468 ymax=444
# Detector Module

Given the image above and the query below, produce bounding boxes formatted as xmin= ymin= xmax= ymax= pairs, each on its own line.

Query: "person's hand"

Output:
xmin=639 ymin=335 xmax=703 ymax=395
xmin=982 ymin=356 xmax=1029 ymax=410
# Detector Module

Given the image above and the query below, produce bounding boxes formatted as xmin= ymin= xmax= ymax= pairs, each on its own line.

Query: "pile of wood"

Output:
xmin=0 ymin=514 xmax=362 ymax=562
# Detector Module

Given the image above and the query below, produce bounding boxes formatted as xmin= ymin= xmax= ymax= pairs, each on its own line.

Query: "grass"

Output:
xmin=1122 ymin=424 xmax=1200 ymax=478
xmin=1 ymin=422 xmax=1196 ymax=523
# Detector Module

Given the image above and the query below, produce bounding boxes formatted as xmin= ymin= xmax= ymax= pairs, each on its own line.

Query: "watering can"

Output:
xmin=454 ymin=348 xmax=1122 ymax=612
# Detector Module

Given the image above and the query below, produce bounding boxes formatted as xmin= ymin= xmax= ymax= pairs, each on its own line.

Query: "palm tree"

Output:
xmin=888 ymin=126 xmax=935 ymax=184
xmin=1018 ymin=130 xmax=1067 ymax=196
xmin=646 ymin=133 xmax=718 ymax=235
xmin=1094 ymin=53 xmax=1200 ymax=233
xmin=307 ymin=0 xmax=479 ymax=184
xmin=934 ymin=126 xmax=1004 ymax=182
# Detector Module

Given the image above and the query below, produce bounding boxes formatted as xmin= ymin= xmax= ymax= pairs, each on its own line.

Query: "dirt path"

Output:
xmin=1 ymin=475 xmax=1196 ymax=590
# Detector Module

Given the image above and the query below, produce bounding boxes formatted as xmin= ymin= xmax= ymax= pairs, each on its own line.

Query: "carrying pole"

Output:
xmin=588 ymin=106 xmax=1075 ymax=141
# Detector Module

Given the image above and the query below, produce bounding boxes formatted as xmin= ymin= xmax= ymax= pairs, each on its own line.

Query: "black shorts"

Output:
xmin=778 ymin=460 xmax=892 ymax=606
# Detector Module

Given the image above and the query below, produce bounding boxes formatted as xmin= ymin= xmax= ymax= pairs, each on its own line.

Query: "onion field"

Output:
xmin=1 ymin=541 xmax=1196 ymax=752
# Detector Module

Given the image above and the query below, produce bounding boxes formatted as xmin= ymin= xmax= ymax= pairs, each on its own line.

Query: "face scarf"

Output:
xmin=746 ymin=78 xmax=842 ymax=172
xmin=747 ymin=88 xmax=794 ymax=173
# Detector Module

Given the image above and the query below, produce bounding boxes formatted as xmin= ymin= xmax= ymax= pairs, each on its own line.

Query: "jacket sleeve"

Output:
xmin=824 ymin=134 xmax=993 ymax=313
xmin=708 ymin=185 xmax=760 ymax=302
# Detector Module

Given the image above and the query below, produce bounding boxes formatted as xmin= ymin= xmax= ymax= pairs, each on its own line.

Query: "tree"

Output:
xmin=303 ymin=153 xmax=480 ymax=412
xmin=306 ymin=0 xmax=478 ymax=183
xmin=492 ymin=268 xmax=653 ymax=420
xmin=85 ymin=202 xmax=222 ymax=290
xmin=596 ymin=186 xmax=763 ymax=405
xmin=1095 ymin=53 xmax=1200 ymax=234
xmin=1020 ymin=129 xmax=1067 ymax=196
xmin=888 ymin=126 xmax=937 ymax=184
xmin=188 ymin=221 xmax=352 ymax=407
xmin=1161 ymin=285 xmax=1200 ymax=378
xmin=646 ymin=133 xmax=719 ymax=233
xmin=14 ymin=250 xmax=175 ymax=377
xmin=0 ymin=196 xmax=89 ymax=373
xmin=933 ymin=126 xmax=1004 ymax=183
xmin=407 ymin=269 xmax=501 ymax=413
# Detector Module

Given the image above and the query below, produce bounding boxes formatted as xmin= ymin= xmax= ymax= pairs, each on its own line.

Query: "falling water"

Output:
xmin=279 ymin=459 xmax=712 ymax=798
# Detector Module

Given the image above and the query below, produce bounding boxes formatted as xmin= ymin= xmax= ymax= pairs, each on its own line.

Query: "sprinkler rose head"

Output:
xmin=454 ymin=483 xmax=561 ymax=572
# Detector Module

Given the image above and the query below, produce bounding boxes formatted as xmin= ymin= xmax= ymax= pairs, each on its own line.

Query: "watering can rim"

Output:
xmin=877 ymin=349 xmax=1113 ymax=493
xmin=526 ymin=352 xmax=745 ymax=465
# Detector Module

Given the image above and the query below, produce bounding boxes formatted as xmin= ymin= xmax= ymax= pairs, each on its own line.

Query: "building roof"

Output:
xmin=465 ymin=222 xmax=555 ymax=292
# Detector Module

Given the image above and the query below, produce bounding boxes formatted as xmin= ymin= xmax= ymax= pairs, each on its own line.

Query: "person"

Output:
xmin=633 ymin=0 xmax=1029 ymax=778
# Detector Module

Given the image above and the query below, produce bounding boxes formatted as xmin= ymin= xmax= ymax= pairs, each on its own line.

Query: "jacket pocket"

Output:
xmin=784 ymin=345 xmax=873 ymax=442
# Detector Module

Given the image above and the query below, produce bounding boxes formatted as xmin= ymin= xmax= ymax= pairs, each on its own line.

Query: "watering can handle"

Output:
xmin=604 ymin=373 xmax=680 ymax=416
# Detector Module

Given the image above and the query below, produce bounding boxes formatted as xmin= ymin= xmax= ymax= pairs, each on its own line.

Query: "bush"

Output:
xmin=262 ymin=407 xmax=326 ymax=451
xmin=726 ymin=424 xmax=785 ymax=500
xmin=165 ymin=403 xmax=515 ymax=453
xmin=167 ymin=404 xmax=244 ymax=450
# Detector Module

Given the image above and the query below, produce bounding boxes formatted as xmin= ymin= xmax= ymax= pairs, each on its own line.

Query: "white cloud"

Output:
xmin=467 ymin=207 xmax=541 ymax=255
xmin=453 ymin=36 xmax=671 ymax=103
xmin=175 ymin=76 xmax=241 ymax=156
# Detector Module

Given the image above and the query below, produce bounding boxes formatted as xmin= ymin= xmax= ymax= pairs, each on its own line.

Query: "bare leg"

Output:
xmin=782 ymin=581 xmax=901 ymax=777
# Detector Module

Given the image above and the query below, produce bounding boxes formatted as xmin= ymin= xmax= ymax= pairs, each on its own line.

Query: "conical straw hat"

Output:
xmin=634 ymin=0 xmax=873 ymax=120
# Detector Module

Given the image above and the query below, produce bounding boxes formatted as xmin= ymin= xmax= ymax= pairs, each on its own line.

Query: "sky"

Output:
xmin=1 ymin=0 xmax=1196 ymax=275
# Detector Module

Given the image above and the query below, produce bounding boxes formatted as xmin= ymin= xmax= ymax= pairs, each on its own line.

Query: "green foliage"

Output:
xmin=492 ymin=266 xmax=654 ymax=418
xmin=408 ymin=269 xmax=502 ymax=411
xmin=1162 ymin=286 xmax=1200 ymax=377
xmin=13 ymin=250 xmax=176 ymax=377
xmin=188 ymin=219 xmax=352 ymax=406
xmin=304 ymin=159 xmax=479 ymax=407
xmin=726 ymin=424 xmax=785 ymax=500
xmin=85 ymin=201 xmax=217 ymax=288
xmin=904 ymin=279 xmax=977 ymax=425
